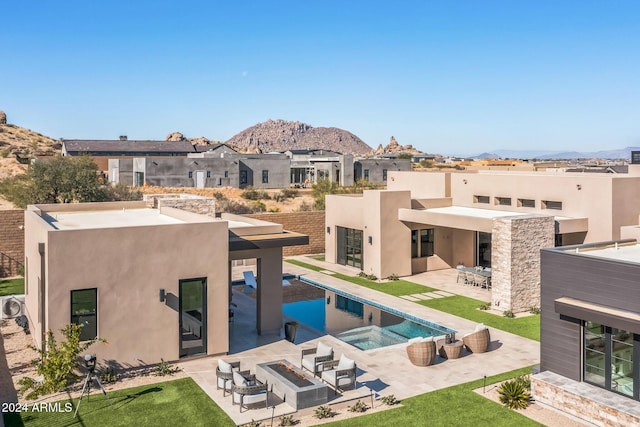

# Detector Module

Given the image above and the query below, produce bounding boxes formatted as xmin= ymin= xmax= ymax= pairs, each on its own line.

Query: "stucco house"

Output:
xmin=23 ymin=197 xmax=307 ymax=365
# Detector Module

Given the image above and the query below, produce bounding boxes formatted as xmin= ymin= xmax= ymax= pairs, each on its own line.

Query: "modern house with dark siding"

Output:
xmin=533 ymin=240 xmax=640 ymax=425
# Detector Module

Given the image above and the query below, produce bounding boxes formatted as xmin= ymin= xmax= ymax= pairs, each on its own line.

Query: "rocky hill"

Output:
xmin=225 ymin=119 xmax=372 ymax=155
xmin=373 ymin=136 xmax=425 ymax=156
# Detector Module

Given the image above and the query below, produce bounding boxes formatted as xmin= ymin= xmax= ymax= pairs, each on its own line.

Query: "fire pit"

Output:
xmin=256 ymin=359 xmax=328 ymax=410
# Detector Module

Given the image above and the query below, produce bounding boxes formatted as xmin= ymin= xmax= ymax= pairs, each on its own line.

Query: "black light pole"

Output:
xmin=483 ymin=375 xmax=487 ymax=393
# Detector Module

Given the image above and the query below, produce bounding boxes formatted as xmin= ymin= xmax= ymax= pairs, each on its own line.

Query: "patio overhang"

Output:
xmin=555 ymin=216 xmax=588 ymax=234
xmin=229 ymin=231 xmax=309 ymax=251
xmin=555 ymin=296 xmax=640 ymax=335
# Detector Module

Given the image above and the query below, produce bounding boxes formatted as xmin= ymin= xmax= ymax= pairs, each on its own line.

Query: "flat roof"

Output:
xmin=573 ymin=243 xmax=640 ymax=263
xmin=425 ymin=206 xmax=529 ymax=219
xmin=43 ymin=208 xmax=186 ymax=230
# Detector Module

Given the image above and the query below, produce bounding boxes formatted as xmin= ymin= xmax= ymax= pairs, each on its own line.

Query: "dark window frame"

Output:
xmin=475 ymin=195 xmax=490 ymax=204
xmin=71 ymin=288 xmax=97 ymax=341
xmin=262 ymin=170 xmax=269 ymax=184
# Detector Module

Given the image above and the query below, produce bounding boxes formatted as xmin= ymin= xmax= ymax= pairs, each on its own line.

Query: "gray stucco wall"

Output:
xmin=136 ymin=157 xmax=239 ymax=188
xmin=540 ymin=247 xmax=640 ymax=381
xmin=354 ymin=159 xmax=412 ymax=184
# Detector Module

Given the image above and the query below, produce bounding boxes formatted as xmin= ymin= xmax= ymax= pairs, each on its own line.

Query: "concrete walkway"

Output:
xmin=184 ymin=257 xmax=540 ymax=425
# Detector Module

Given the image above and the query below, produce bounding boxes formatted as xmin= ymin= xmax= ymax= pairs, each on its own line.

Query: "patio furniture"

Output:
xmin=321 ymin=354 xmax=357 ymax=393
xmin=243 ymin=271 xmax=257 ymax=294
xmin=216 ymin=360 xmax=244 ymax=396
xmin=456 ymin=265 xmax=466 ymax=283
xmin=436 ymin=339 xmax=464 ymax=359
xmin=463 ymin=324 xmax=491 ymax=353
xmin=301 ymin=341 xmax=334 ymax=377
xmin=406 ymin=337 xmax=437 ymax=366
xmin=231 ymin=371 xmax=268 ymax=412
xmin=256 ymin=360 xmax=328 ymax=410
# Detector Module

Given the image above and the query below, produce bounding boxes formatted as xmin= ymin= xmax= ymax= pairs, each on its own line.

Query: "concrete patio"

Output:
xmin=179 ymin=257 xmax=540 ymax=425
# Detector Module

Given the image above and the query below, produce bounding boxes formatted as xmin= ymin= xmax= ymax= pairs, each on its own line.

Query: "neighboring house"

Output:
xmin=109 ymin=153 xmax=290 ymax=189
xmin=62 ymin=138 xmax=196 ymax=171
xmin=353 ymin=158 xmax=411 ymax=184
xmin=23 ymin=198 xmax=307 ymax=365
xmin=325 ymin=168 xmax=640 ymax=312
xmin=534 ymin=239 xmax=640 ymax=426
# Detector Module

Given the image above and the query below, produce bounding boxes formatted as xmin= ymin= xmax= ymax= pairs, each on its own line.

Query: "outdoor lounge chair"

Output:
xmin=216 ymin=360 xmax=246 ymax=396
xmin=321 ymin=354 xmax=357 ymax=393
xmin=406 ymin=337 xmax=437 ymax=366
xmin=243 ymin=271 xmax=257 ymax=294
xmin=301 ymin=341 xmax=334 ymax=377
xmin=231 ymin=371 xmax=268 ymax=412
xmin=463 ymin=324 xmax=491 ymax=353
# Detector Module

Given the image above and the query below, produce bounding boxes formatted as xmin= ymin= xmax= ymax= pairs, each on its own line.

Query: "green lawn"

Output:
xmin=4 ymin=378 xmax=235 ymax=427
xmin=327 ymin=367 xmax=542 ymax=427
xmin=0 ymin=277 xmax=24 ymax=297
xmin=285 ymin=259 xmax=435 ymax=296
xmin=419 ymin=296 xmax=540 ymax=341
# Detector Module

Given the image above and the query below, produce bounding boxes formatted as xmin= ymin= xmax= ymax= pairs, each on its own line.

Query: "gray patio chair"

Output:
xmin=321 ymin=354 xmax=357 ymax=394
xmin=231 ymin=371 xmax=268 ymax=412
xmin=216 ymin=360 xmax=245 ymax=396
xmin=301 ymin=341 xmax=334 ymax=377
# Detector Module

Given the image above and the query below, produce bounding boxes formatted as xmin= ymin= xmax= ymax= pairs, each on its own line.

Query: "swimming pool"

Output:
xmin=282 ymin=276 xmax=456 ymax=350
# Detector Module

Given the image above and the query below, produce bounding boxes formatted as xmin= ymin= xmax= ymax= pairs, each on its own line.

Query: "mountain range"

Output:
xmin=468 ymin=147 xmax=640 ymax=160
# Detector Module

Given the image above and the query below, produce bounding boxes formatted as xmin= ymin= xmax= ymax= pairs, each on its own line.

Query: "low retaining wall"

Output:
xmin=0 ymin=210 xmax=24 ymax=277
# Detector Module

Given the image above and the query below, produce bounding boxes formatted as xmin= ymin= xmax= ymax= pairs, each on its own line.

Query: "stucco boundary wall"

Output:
xmin=0 ymin=210 xmax=24 ymax=277
xmin=532 ymin=371 xmax=640 ymax=427
xmin=246 ymin=212 xmax=325 ymax=256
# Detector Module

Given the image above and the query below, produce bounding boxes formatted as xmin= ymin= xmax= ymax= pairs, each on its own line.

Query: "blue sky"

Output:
xmin=2 ymin=1 xmax=639 ymax=155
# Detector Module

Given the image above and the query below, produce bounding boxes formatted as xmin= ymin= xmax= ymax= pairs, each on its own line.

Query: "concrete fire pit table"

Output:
xmin=256 ymin=360 xmax=328 ymax=410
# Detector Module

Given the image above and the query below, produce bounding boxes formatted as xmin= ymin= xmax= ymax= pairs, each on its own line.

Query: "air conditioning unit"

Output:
xmin=1 ymin=295 xmax=25 ymax=319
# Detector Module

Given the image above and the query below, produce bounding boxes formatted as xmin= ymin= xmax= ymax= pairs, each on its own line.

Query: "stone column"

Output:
xmin=491 ymin=215 xmax=555 ymax=312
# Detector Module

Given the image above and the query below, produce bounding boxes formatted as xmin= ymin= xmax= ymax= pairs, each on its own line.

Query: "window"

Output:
xmin=584 ymin=321 xmax=636 ymax=398
xmin=543 ymin=200 xmax=563 ymax=210
xmin=519 ymin=198 xmax=535 ymax=208
xmin=224 ymin=171 xmax=229 ymax=178
xmin=411 ymin=229 xmax=434 ymax=258
xmin=188 ymin=171 xmax=193 ymax=178
xmin=206 ymin=171 xmax=211 ymax=178
xmin=382 ymin=169 xmax=388 ymax=182
xmin=364 ymin=169 xmax=369 ymax=180
xmin=71 ymin=289 xmax=97 ymax=341
xmin=240 ymin=170 xmax=248 ymax=185
xmin=474 ymin=195 xmax=490 ymax=204
xmin=262 ymin=170 xmax=269 ymax=184
xmin=496 ymin=197 xmax=512 ymax=206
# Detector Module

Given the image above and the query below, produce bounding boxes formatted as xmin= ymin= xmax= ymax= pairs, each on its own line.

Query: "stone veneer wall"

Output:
xmin=532 ymin=371 xmax=640 ymax=427
xmin=144 ymin=194 xmax=216 ymax=217
xmin=491 ymin=215 xmax=554 ymax=312
xmin=0 ymin=210 xmax=25 ymax=277
xmin=246 ymin=212 xmax=325 ymax=256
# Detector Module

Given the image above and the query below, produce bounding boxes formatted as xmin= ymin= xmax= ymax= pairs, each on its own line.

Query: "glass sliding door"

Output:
xmin=476 ymin=232 xmax=492 ymax=268
xmin=336 ymin=226 xmax=363 ymax=269
xmin=179 ymin=278 xmax=207 ymax=358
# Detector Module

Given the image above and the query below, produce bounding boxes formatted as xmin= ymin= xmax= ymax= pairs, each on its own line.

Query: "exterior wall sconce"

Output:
xmin=368 ymin=236 xmax=373 ymax=245
xmin=576 ymin=184 xmax=582 ymax=190
xmin=159 ymin=289 xmax=166 ymax=302
xmin=326 ymin=296 xmax=331 ymax=305
xmin=326 ymin=226 xmax=330 ymax=234
xmin=368 ymin=312 xmax=373 ymax=322
xmin=463 ymin=179 xmax=468 ymax=184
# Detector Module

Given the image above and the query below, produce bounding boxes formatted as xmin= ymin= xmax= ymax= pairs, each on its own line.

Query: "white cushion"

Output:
xmin=233 ymin=371 xmax=248 ymax=387
xmin=337 ymin=354 xmax=355 ymax=370
xmin=218 ymin=377 xmax=232 ymax=390
xmin=474 ymin=323 xmax=486 ymax=332
xmin=302 ymin=357 xmax=317 ymax=372
xmin=407 ymin=337 xmax=423 ymax=344
xmin=316 ymin=341 xmax=333 ymax=357
xmin=218 ymin=359 xmax=233 ymax=373
xmin=322 ymin=369 xmax=354 ymax=388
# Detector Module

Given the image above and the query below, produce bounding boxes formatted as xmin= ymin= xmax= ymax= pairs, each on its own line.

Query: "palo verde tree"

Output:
xmin=0 ymin=155 xmax=141 ymax=208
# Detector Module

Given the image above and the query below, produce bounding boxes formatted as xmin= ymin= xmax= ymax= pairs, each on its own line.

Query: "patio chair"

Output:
xmin=216 ymin=360 xmax=247 ymax=396
xmin=231 ymin=371 xmax=268 ymax=412
xmin=301 ymin=341 xmax=334 ymax=377
xmin=456 ymin=265 xmax=466 ymax=283
xmin=243 ymin=271 xmax=257 ymax=294
xmin=462 ymin=324 xmax=491 ymax=353
xmin=464 ymin=271 xmax=476 ymax=286
xmin=321 ymin=354 xmax=357 ymax=393
xmin=406 ymin=337 xmax=437 ymax=366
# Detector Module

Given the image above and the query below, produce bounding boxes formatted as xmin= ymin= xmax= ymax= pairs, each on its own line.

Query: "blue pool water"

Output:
xmin=282 ymin=276 xmax=456 ymax=350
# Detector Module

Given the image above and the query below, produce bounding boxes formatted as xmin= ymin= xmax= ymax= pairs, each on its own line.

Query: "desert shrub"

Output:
xmin=278 ymin=415 xmax=297 ymax=426
xmin=103 ymin=183 xmax=143 ymax=201
xmin=216 ymin=199 xmax=253 ymax=214
xmin=241 ymin=187 xmax=270 ymax=200
xmin=314 ymin=405 xmax=335 ymax=419
xmin=498 ymin=379 xmax=531 ymax=410
xmin=381 ymin=394 xmax=400 ymax=405
xmin=503 ymin=310 xmax=515 ymax=318
xmin=478 ymin=303 xmax=490 ymax=311
xmin=281 ymin=188 xmax=298 ymax=198
xmin=386 ymin=273 xmax=399 ymax=281
xmin=293 ymin=201 xmax=314 ymax=212
xmin=154 ymin=358 xmax=179 ymax=376
xmin=419 ymin=159 xmax=434 ymax=168
xmin=514 ymin=374 xmax=531 ymax=390
xmin=1 ymin=148 xmax=10 ymax=158
xmin=252 ymin=201 xmax=266 ymax=212
xmin=245 ymin=420 xmax=261 ymax=427
xmin=358 ymin=272 xmax=378 ymax=281
xmin=268 ymin=207 xmax=281 ymax=213
xmin=18 ymin=324 xmax=106 ymax=400
xmin=348 ymin=400 xmax=369 ymax=413
xmin=98 ymin=367 xmax=118 ymax=384
xmin=528 ymin=306 xmax=541 ymax=315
